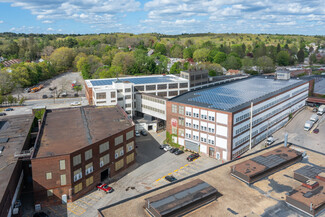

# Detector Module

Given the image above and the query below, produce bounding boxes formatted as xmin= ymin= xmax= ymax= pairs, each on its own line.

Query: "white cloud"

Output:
xmin=42 ymin=20 xmax=53 ymax=24
xmin=0 ymin=20 xmax=3 ymax=24
xmin=47 ymin=27 xmax=54 ymax=31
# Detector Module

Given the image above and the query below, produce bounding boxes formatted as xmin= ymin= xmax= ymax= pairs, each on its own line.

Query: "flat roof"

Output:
xmin=0 ymin=114 xmax=34 ymax=202
xmin=36 ymin=106 xmax=133 ymax=158
xmin=86 ymin=74 xmax=188 ymax=87
xmin=170 ymin=77 xmax=307 ymax=112
xmin=294 ymin=165 xmax=325 ymax=183
xmin=98 ymin=144 xmax=325 ymax=217
xmin=144 ymin=179 xmax=217 ymax=216
xmin=314 ymin=78 xmax=325 ymax=95
xmin=231 ymin=147 xmax=303 ymax=184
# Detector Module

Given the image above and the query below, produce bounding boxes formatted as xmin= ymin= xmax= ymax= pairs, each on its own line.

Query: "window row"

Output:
xmin=142 ymin=95 xmax=166 ymax=105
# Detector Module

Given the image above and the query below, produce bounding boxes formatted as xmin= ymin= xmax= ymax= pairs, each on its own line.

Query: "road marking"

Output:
xmin=155 ymin=178 xmax=161 ymax=182
xmin=78 ymin=199 xmax=93 ymax=206
xmin=174 ymin=169 xmax=178 ymax=172
xmin=167 ymin=172 xmax=173 ymax=175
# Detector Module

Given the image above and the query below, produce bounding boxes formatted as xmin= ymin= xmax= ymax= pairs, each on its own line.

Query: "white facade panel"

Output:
xmin=201 ymin=110 xmax=207 ymax=116
xmin=217 ymin=113 xmax=228 ymax=125
xmin=216 ymin=125 xmax=228 ymax=137
xmin=215 ymin=137 xmax=227 ymax=149
xmin=200 ymin=144 xmax=207 ymax=154
xmin=222 ymin=151 xmax=227 ymax=160
xmin=178 ymin=138 xmax=184 ymax=146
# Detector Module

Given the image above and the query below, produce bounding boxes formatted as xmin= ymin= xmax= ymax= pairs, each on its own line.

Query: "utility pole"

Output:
xmin=249 ymin=102 xmax=253 ymax=150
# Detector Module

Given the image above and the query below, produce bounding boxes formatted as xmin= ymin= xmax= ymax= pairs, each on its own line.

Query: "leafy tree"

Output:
xmin=19 ymin=97 xmax=26 ymax=105
xmin=183 ymin=47 xmax=195 ymax=59
xmin=77 ymin=55 xmax=102 ymax=79
xmin=276 ymin=43 xmax=281 ymax=53
xmin=231 ymin=44 xmax=245 ymax=58
xmin=208 ymin=48 xmax=219 ymax=62
xmin=154 ymin=43 xmax=167 ymax=55
xmin=11 ymin=65 xmax=31 ymax=87
xmin=49 ymin=47 xmax=75 ymax=72
xmin=73 ymin=85 xmax=82 ymax=96
xmin=256 ymin=56 xmax=275 ymax=73
xmin=98 ymin=66 xmax=122 ymax=78
xmin=241 ymin=57 xmax=254 ymax=73
xmin=170 ymin=44 xmax=183 ymax=58
xmin=193 ymin=48 xmax=209 ymax=62
xmin=208 ymin=70 xmax=217 ymax=76
xmin=0 ymin=70 xmax=14 ymax=94
xmin=185 ymin=39 xmax=193 ymax=47
xmin=276 ymin=51 xmax=290 ymax=66
xmin=297 ymin=48 xmax=305 ymax=63
xmin=222 ymin=56 xmax=242 ymax=70
xmin=213 ymin=52 xmax=227 ymax=64
xmin=112 ymin=52 xmax=135 ymax=74
xmin=309 ymin=53 xmax=317 ymax=65
xmin=170 ymin=62 xmax=181 ymax=74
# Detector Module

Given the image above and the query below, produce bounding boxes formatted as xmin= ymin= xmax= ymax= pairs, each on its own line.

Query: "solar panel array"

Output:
xmin=251 ymin=154 xmax=287 ymax=169
xmin=173 ymin=77 xmax=303 ymax=111
xmin=294 ymin=165 xmax=324 ymax=179
xmin=90 ymin=75 xmax=184 ymax=86
xmin=0 ymin=137 xmax=8 ymax=143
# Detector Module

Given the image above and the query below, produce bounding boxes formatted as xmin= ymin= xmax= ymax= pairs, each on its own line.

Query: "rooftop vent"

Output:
xmin=0 ymin=146 xmax=4 ymax=154
xmin=0 ymin=137 xmax=9 ymax=143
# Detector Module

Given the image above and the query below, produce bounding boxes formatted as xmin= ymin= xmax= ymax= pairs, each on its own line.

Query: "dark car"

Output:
xmin=313 ymin=128 xmax=319 ymax=134
xmin=33 ymin=212 xmax=49 ymax=217
xmin=175 ymin=150 xmax=184 ymax=155
xmin=0 ymin=113 xmax=6 ymax=116
xmin=141 ymin=130 xmax=148 ymax=136
xmin=313 ymin=108 xmax=318 ymax=112
xmin=97 ymin=183 xmax=113 ymax=193
xmin=160 ymin=144 xmax=168 ymax=149
xmin=169 ymin=148 xmax=178 ymax=153
xmin=4 ymin=108 xmax=13 ymax=111
xmin=165 ymin=175 xmax=177 ymax=182
xmin=187 ymin=153 xmax=200 ymax=161
xmin=42 ymin=95 xmax=48 ymax=99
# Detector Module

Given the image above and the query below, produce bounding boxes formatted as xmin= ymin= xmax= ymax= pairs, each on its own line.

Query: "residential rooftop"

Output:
xmin=98 ymin=143 xmax=325 ymax=217
xmin=0 ymin=114 xmax=34 ymax=201
xmin=85 ymin=74 xmax=188 ymax=87
xmin=36 ymin=106 xmax=133 ymax=158
xmin=169 ymin=76 xmax=308 ymax=112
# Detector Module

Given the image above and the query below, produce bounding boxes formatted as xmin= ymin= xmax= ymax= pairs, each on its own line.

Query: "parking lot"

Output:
xmin=248 ymin=107 xmax=325 ymax=155
xmin=25 ymin=131 xmax=219 ymax=217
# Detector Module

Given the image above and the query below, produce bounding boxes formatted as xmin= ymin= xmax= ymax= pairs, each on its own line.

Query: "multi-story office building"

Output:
xmin=180 ymin=70 xmax=209 ymax=88
xmin=31 ymin=106 xmax=135 ymax=207
xmin=84 ymin=74 xmax=189 ymax=119
xmin=167 ymin=77 xmax=311 ymax=161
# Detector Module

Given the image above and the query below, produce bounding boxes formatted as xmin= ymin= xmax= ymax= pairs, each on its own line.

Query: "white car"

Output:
xmin=70 ymin=101 xmax=81 ymax=106
xmin=135 ymin=131 xmax=140 ymax=137
xmin=164 ymin=145 xmax=172 ymax=152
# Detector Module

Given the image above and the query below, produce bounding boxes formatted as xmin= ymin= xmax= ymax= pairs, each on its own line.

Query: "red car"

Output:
xmin=97 ymin=183 xmax=113 ymax=193
xmin=187 ymin=153 xmax=200 ymax=161
xmin=313 ymin=129 xmax=319 ymax=134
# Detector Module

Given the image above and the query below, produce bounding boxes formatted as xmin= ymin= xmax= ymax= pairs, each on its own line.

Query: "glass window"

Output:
xmin=172 ymin=127 xmax=177 ymax=134
xmin=99 ymin=142 xmax=109 ymax=153
xmin=115 ymin=159 xmax=124 ymax=171
xmin=59 ymin=160 xmax=66 ymax=170
xmin=60 ymin=174 xmax=66 ymax=186
xmin=115 ymin=147 xmax=124 ymax=159
xmin=126 ymin=130 xmax=134 ymax=140
xmin=73 ymin=168 xmax=82 ymax=182
xmin=85 ymin=149 xmax=92 ymax=161
xmin=96 ymin=93 xmax=106 ymax=99
xmin=100 ymin=154 xmax=110 ymax=167
xmin=73 ymin=154 xmax=81 ymax=166
xmin=111 ymin=92 xmax=116 ymax=98
xmin=125 ymin=88 xmax=131 ymax=93
xmin=179 ymin=106 xmax=184 ymax=115
xmin=126 ymin=141 xmax=134 ymax=152
xmin=74 ymin=183 xmax=82 ymax=194
xmin=172 ymin=104 xmax=178 ymax=113
xmin=46 ymin=172 xmax=52 ymax=180
xmin=115 ymin=135 xmax=123 ymax=146
xmin=168 ymin=83 xmax=178 ymax=89
xmin=47 ymin=189 xmax=53 ymax=197
xmin=85 ymin=162 xmax=93 ymax=175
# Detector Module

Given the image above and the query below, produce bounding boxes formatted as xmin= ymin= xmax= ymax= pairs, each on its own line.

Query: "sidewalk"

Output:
xmin=149 ymin=130 xmax=166 ymax=145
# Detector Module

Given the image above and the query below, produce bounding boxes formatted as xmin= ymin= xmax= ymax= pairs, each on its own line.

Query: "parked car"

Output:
xmin=164 ymin=145 xmax=172 ymax=152
xmin=187 ymin=153 xmax=200 ymax=161
xmin=141 ymin=130 xmax=148 ymax=136
xmin=61 ymin=91 xmax=67 ymax=97
xmin=42 ymin=95 xmax=48 ymax=99
xmin=0 ymin=113 xmax=6 ymax=116
xmin=265 ymin=136 xmax=275 ymax=146
xmin=170 ymin=148 xmax=178 ymax=153
xmin=48 ymin=95 xmax=54 ymax=98
xmin=174 ymin=149 xmax=184 ymax=155
xmin=97 ymin=183 xmax=113 ymax=193
xmin=313 ymin=108 xmax=318 ymax=113
xmin=160 ymin=144 xmax=168 ymax=149
xmin=165 ymin=175 xmax=177 ymax=182
xmin=70 ymin=101 xmax=81 ymax=106
xmin=135 ymin=130 xmax=140 ymax=137
xmin=4 ymin=108 xmax=13 ymax=111
xmin=313 ymin=129 xmax=319 ymax=134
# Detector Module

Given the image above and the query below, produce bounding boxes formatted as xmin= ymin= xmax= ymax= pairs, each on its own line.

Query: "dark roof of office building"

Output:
xmin=0 ymin=114 xmax=34 ymax=202
xmin=36 ymin=106 xmax=133 ymax=158
xmin=170 ymin=76 xmax=308 ymax=112
xmin=87 ymin=75 xmax=187 ymax=87
xmin=314 ymin=77 xmax=325 ymax=95
xmin=144 ymin=179 xmax=217 ymax=216
xmin=231 ymin=146 xmax=303 ymax=184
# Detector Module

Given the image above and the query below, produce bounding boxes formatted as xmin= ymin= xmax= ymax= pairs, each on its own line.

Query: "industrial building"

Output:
xmin=97 ymin=143 xmax=325 ymax=217
xmin=84 ymin=74 xmax=189 ymax=121
xmin=0 ymin=114 xmax=34 ymax=217
xmin=180 ymin=70 xmax=209 ymax=88
xmin=31 ymin=106 xmax=136 ymax=207
xmin=166 ymin=76 xmax=311 ymax=161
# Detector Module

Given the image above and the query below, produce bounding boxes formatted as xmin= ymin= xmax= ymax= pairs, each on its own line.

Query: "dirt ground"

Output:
xmin=13 ymin=72 xmax=85 ymax=100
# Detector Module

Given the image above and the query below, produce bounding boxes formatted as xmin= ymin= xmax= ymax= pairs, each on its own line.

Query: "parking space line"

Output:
xmin=78 ymin=199 xmax=93 ymax=206
xmin=174 ymin=169 xmax=178 ymax=172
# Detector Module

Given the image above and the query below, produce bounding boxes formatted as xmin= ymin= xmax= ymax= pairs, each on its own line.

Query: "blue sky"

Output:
xmin=0 ymin=0 xmax=324 ymax=35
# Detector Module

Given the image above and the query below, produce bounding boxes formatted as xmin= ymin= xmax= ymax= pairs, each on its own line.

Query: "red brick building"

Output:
xmin=31 ymin=106 xmax=136 ymax=207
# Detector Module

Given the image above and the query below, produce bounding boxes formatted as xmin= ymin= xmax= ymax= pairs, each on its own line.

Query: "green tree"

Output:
xmin=256 ymin=56 xmax=275 ymax=73
xmin=309 ymin=53 xmax=317 ymax=65
xmin=241 ymin=57 xmax=254 ymax=73
xmin=11 ymin=65 xmax=31 ymax=87
xmin=297 ymin=48 xmax=305 ymax=63
xmin=154 ymin=43 xmax=167 ymax=55
xmin=73 ymin=85 xmax=82 ymax=96
xmin=193 ymin=48 xmax=210 ymax=62
xmin=222 ymin=56 xmax=242 ymax=70
xmin=213 ymin=52 xmax=227 ymax=64
xmin=183 ymin=47 xmax=195 ymax=59
xmin=112 ymin=52 xmax=135 ymax=74
xmin=170 ymin=45 xmax=183 ymax=58
xmin=170 ymin=62 xmax=181 ymax=74
xmin=276 ymin=51 xmax=290 ymax=66
xmin=49 ymin=47 xmax=75 ymax=72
